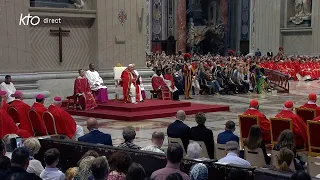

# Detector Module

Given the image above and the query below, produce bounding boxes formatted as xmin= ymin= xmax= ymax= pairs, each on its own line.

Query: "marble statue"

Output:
xmin=72 ymin=0 xmax=86 ymax=9
xmin=290 ymin=0 xmax=312 ymax=25
xmin=187 ymin=18 xmax=197 ymax=53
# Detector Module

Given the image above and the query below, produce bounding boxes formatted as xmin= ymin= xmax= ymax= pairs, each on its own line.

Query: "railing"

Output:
xmin=264 ymin=69 xmax=290 ymax=93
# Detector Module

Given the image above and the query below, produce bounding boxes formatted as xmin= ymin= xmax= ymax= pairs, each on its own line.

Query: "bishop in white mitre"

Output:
xmin=86 ymin=63 xmax=109 ymax=103
xmin=0 ymin=75 xmax=16 ymax=103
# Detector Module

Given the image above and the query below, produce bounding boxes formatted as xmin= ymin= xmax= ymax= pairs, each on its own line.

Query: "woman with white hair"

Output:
xmin=23 ymin=138 xmax=44 ymax=176
xmin=186 ymin=142 xmax=209 ymax=161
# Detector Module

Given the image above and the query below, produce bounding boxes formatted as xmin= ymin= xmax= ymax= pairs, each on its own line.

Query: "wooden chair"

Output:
xmin=238 ymin=115 xmax=259 ymax=148
xmin=271 ymin=150 xmax=295 ymax=171
xmin=7 ymin=106 xmax=20 ymax=124
xmin=296 ymin=108 xmax=316 ymax=124
xmin=161 ymin=86 xmax=172 ymax=100
xmin=168 ymin=137 xmax=186 ymax=156
xmin=113 ymin=67 xmax=127 ymax=100
xmin=42 ymin=111 xmax=58 ymax=135
xmin=244 ymin=147 xmax=266 ymax=168
xmin=195 ymin=141 xmax=210 ymax=158
xmin=307 ymin=120 xmax=320 ymax=156
xmin=66 ymin=95 xmax=82 ymax=110
xmin=28 ymin=109 xmax=48 ymax=136
xmin=270 ymin=117 xmax=292 ymax=148
xmin=307 ymin=156 xmax=320 ymax=177
xmin=215 ymin=143 xmax=226 ymax=160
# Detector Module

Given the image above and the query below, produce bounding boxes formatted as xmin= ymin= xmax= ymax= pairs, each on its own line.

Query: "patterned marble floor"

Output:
xmin=73 ymin=80 xmax=320 ymax=148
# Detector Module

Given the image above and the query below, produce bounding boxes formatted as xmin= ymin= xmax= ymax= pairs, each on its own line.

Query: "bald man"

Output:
xmin=78 ymin=118 xmax=113 ymax=146
xmin=167 ymin=110 xmax=190 ymax=151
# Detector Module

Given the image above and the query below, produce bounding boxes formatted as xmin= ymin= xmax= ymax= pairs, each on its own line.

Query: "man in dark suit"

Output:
xmin=217 ymin=120 xmax=239 ymax=144
xmin=78 ymin=118 xmax=113 ymax=146
xmin=167 ymin=110 xmax=190 ymax=151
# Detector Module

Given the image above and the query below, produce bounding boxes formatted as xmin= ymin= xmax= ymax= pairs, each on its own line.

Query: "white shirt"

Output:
xmin=0 ymin=82 xmax=16 ymax=103
xmin=218 ymin=152 xmax=251 ymax=166
xmin=40 ymin=167 xmax=65 ymax=180
xmin=141 ymin=144 xmax=165 ymax=154
xmin=85 ymin=70 xmax=107 ymax=91
xmin=27 ymin=159 xmax=44 ymax=176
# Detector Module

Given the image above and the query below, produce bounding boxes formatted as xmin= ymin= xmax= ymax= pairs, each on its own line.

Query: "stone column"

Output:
xmin=176 ymin=0 xmax=186 ymax=52
xmin=219 ymin=0 xmax=229 ymax=28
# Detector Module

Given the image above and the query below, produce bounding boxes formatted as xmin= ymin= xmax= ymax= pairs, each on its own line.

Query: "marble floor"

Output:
xmin=73 ymin=80 xmax=320 ymax=148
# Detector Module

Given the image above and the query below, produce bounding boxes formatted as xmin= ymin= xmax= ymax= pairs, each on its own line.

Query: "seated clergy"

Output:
xmin=0 ymin=90 xmax=9 ymax=111
xmin=10 ymin=91 xmax=33 ymax=135
xmin=275 ymin=101 xmax=308 ymax=149
xmin=78 ymin=118 xmax=112 ymax=146
xmin=300 ymin=93 xmax=320 ymax=116
xmin=48 ymin=96 xmax=84 ymax=140
xmin=243 ymin=100 xmax=271 ymax=143
xmin=151 ymin=69 xmax=168 ymax=99
xmin=0 ymin=75 xmax=16 ymax=103
xmin=0 ymin=96 xmax=31 ymax=138
xmin=120 ymin=64 xmax=141 ymax=104
xmin=75 ymin=69 xmax=97 ymax=110
xmin=86 ymin=63 xmax=108 ymax=103
xmin=32 ymin=94 xmax=47 ymax=117
xmin=164 ymin=68 xmax=179 ymax=101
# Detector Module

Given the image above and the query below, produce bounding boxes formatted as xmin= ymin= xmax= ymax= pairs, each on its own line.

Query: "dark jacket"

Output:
xmin=190 ymin=125 xmax=215 ymax=159
xmin=78 ymin=130 xmax=113 ymax=146
xmin=0 ymin=166 xmax=41 ymax=180
xmin=217 ymin=130 xmax=239 ymax=144
xmin=167 ymin=120 xmax=190 ymax=151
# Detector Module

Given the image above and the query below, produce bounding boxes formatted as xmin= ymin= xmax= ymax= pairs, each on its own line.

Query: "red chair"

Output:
xmin=28 ymin=109 xmax=48 ymax=136
xmin=161 ymin=86 xmax=172 ymax=100
xmin=296 ymin=108 xmax=316 ymax=124
xmin=42 ymin=111 xmax=57 ymax=135
xmin=7 ymin=107 xmax=20 ymax=124
xmin=307 ymin=120 xmax=320 ymax=156
xmin=270 ymin=118 xmax=292 ymax=147
xmin=238 ymin=115 xmax=259 ymax=148
xmin=66 ymin=95 xmax=81 ymax=110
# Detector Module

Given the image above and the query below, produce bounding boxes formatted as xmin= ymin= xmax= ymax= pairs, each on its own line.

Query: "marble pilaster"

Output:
xmin=176 ymin=0 xmax=186 ymax=52
xmin=219 ymin=0 xmax=229 ymax=28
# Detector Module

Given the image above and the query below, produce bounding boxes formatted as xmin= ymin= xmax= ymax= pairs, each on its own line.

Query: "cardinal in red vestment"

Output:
xmin=0 ymin=91 xmax=9 ymax=111
xmin=48 ymin=96 xmax=84 ymax=139
xmin=74 ymin=69 xmax=97 ymax=110
xmin=10 ymin=91 xmax=33 ymax=135
xmin=164 ymin=68 xmax=179 ymax=101
xmin=151 ymin=69 xmax=168 ymax=99
xmin=243 ymin=100 xmax=271 ymax=143
xmin=300 ymin=93 xmax=320 ymax=117
xmin=120 ymin=64 xmax=141 ymax=104
xmin=275 ymin=101 xmax=308 ymax=149
xmin=31 ymin=94 xmax=48 ymax=135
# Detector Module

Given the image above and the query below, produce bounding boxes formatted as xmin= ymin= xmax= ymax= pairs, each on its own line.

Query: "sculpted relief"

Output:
xmin=290 ymin=0 xmax=312 ymax=25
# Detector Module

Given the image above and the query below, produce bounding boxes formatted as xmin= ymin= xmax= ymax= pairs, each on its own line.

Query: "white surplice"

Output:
xmin=134 ymin=70 xmax=143 ymax=102
xmin=0 ymin=82 xmax=16 ymax=103
xmin=85 ymin=70 xmax=107 ymax=91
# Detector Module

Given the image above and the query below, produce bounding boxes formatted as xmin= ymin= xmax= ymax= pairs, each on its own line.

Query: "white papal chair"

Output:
xmin=113 ymin=67 xmax=127 ymax=100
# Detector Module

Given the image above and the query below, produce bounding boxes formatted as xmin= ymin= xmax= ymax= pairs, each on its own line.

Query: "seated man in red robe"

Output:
xmin=120 ymin=64 xmax=141 ymax=104
xmin=243 ymin=100 xmax=271 ymax=143
xmin=10 ymin=91 xmax=33 ymax=135
xmin=31 ymin=94 xmax=48 ymax=135
xmin=151 ymin=69 xmax=168 ymax=99
xmin=0 ymin=90 xmax=9 ymax=111
xmin=164 ymin=68 xmax=179 ymax=101
xmin=0 ymin=96 xmax=31 ymax=138
xmin=300 ymin=93 xmax=320 ymax=117
xmin=48 ymin=96 xmax=84 ymax=139
xmin=275 ymin=101 xmax=308 ymax=149
xmin=74 ymin=69 xmax=97 ymax=110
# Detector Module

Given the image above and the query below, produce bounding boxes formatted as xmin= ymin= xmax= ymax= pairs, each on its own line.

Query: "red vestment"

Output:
xmin=243 ymin=108 xmax=271 ymax=143
xmin=48 ymin=105 xmax=76 ymax=139
xmin=164 ymin=73 xmax=175 ymax=90
xmin=31 ymin=102 xmax=48 ymax=135
xmin=120 ymin=69 xmax=140 ymax=103
xmin=1 ymin=100 xmax=9 ymax=111
xmin=74 ymin=77 xmax=97 ymax=110
xmin=275 ymin=110 xmax=308 ymax=148
xmin=151 ymin=75 xmax=167 ymax=91
xmin=0 ymin=109 xmax=31 ymax=138
xmin=10 ymin=100 xmax=33 ymax=135
xmin=314 ymin=115 xmax=320 ymax=121
xmin=300 ymin=103 xmax=320 ymax=117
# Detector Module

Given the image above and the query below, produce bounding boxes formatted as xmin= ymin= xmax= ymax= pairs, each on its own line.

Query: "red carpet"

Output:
xmin=65 ymin=99 xmax=229 ymax=121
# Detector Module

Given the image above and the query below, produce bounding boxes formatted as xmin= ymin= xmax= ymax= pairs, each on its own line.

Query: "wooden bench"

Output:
xmin=264 ymin=69 xmax=290 ymax=93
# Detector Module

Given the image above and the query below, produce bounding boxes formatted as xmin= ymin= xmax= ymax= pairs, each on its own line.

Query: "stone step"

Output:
xmin=30 ymin=0 xmax=74 ymax=8
xmin=15 ymin=84 xmax=40 ymax=90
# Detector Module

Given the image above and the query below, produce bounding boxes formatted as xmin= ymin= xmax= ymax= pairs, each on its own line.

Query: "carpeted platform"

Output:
xmin=66 ymin=99 xmax=230 ymax=121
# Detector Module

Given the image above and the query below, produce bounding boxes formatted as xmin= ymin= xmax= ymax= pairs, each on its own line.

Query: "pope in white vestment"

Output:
xmin=85 ymin=63 xmax=109 ymax=103
xmin=0 ymin=75 xmax=16 ymax=103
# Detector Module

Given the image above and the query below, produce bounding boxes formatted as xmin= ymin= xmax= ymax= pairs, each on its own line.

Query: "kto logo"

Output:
xmin=19 ymin=13 xmax=40 ymax=26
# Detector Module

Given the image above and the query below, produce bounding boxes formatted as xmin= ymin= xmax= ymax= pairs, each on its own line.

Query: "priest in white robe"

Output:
xmin=86 ymin=63 xmax=109 ymax=103
xmin=0 ymin=75 xmax=16 ymax=103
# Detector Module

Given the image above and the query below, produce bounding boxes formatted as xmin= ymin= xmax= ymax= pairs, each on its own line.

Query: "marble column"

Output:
xmin=219 ymin=0 xmax=229 ymax=28
xmin=176 ymin=0 xmax=186 ymax=52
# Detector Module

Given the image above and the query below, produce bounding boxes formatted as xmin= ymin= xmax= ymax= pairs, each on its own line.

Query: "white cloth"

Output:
xmin=141 ymin=144 xmax=165 ymax=154
xmin=72 ymin=125 xmax=84 ymax=141
xmin=218 ymin=152 xmax=251 ymax=166
xmin=85 ymin=70 xmax=107 ymax=91
xmin=130 ymin=83 xmax=137 ymax=103
xmin=0 ymin=82 xmax=16 ymax=103
xmin=40 ymin=167 xmax=65 ymax=180
xmin=134 ymin=70 xmax=143 ymax=101
xmin=27 ymin=159 xmax=44 ymax=176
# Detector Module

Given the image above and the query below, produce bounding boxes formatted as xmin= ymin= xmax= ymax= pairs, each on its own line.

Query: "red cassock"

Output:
xmin=48 ymin=105 xmax=76 ymax=139
xmin=276 ymin=110 xmax=308 ymax=148
xmin=243 ymin=109 xmax=271 ymax=143
xmin=151 ymin=76 xmax=167 ymax=91
xmin=10 ymin=100 xmax=33 ymax=135
xmin=74 ymin=77 xmax=97 ymax=110
xmin=0 ymin=109 xmax=31 ymax=138
xmin=300 ymin=103 xmax=320 ymax=117
xmin=120 ymin=69 xmax=140 ymax=103
xmin=164 ymin=73 xmax=175 ymax=90
xmin=31 ymin=102 xmax=48 ymax=135
xmin=1 ymin=100 xmax=9 ymax=111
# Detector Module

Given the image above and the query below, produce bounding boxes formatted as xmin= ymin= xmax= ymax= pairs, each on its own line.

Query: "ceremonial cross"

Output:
xmin=50 ymin=27 xmax=70 ymax=63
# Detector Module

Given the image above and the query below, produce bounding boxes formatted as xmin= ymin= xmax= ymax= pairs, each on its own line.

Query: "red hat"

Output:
xmin=284 ymin=100 xmax=294 ymax=109
xmin=0 ymin=91 xmax=7 ymax=96
xmin=13 ymin=91 xmax=23 ymax=98
xmin=309 ymin=93 xmax=317 ymax=101
xmin=36 ymin=94 xmax=44 ymax=100
xmin=250 ymin=100 xmax=259 ymax=107
xmin=53 ymin=96 xmax=62 ymax=102
xmin=184 ymin=53 xmax=191 ymax=59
